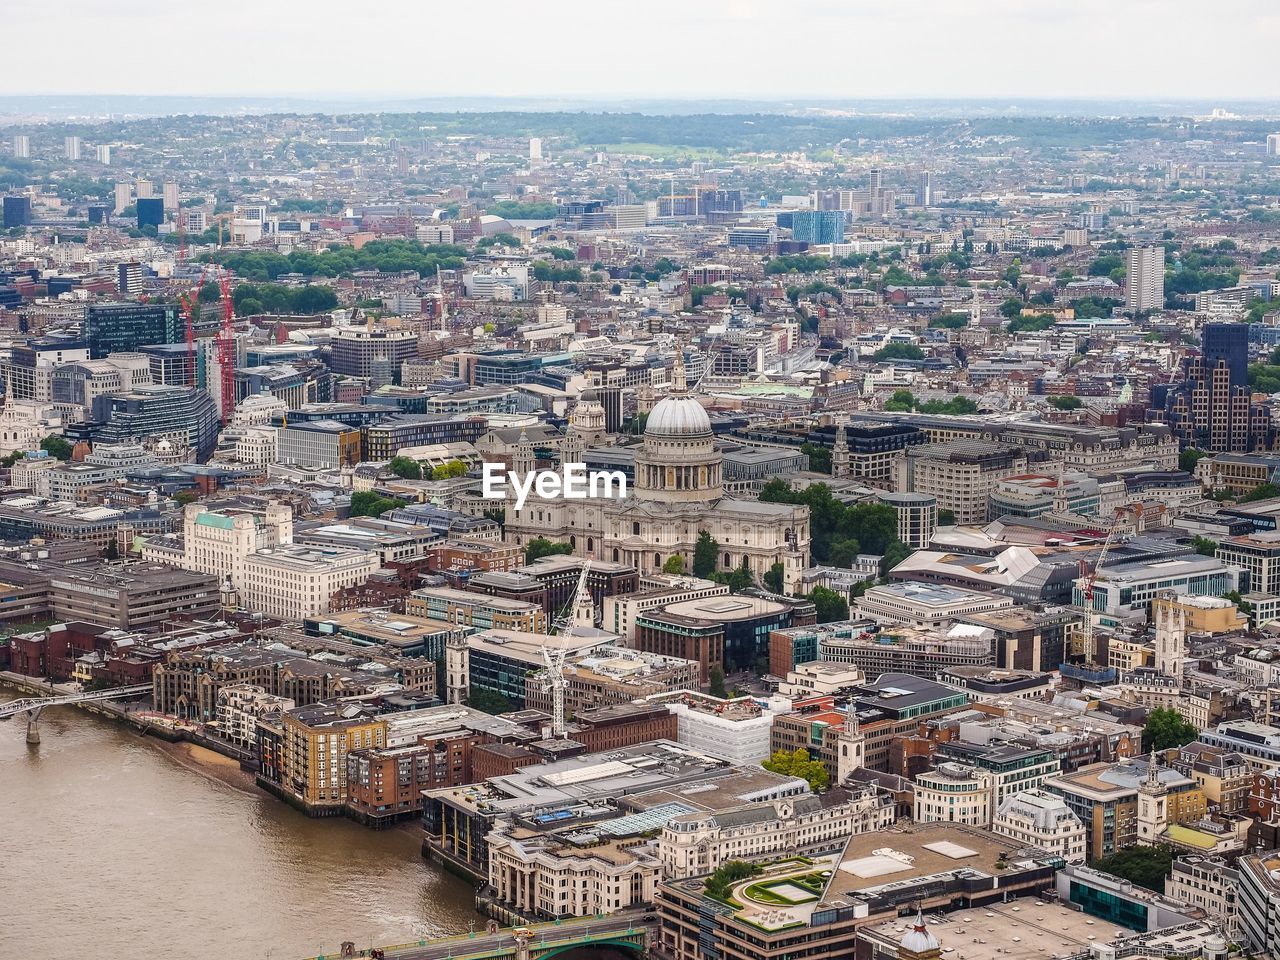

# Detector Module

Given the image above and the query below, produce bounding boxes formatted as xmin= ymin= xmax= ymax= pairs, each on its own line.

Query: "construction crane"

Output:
xmin=540 ymin=561 xmax=593 ymax=739
xmin=216 ymin=267 xmax=237 ymax=425
xmin=1075 ymin=503 xmax=1161 ymax=659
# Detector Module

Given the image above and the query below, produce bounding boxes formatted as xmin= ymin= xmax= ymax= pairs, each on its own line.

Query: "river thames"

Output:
xmin=0 ymin=691 xmax=479 ymax=960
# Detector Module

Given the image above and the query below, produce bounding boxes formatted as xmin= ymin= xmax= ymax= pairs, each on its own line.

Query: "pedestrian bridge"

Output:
xmin=304 ymin=913 xmax=649 ymax=960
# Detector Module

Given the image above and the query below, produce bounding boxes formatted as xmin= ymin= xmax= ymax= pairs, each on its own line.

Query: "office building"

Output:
xmin=3 ymin=196 xmax=32 ymax=228
xmin=991 ymin=789 xmax=1087 ymax=863
xmin=47 ymin=560 xmax=221 ymax=630
xmin=329 ymin=326 xmax=418 ymax=380
xmin=12 ymin=135 xmax=29 ymax=159
xmin=84 ymin=302 xmax=182 ymax=358
xmin=89 ymin=384 xmax=220 ymax=462
xmin=877 ymin=491 xmax=938 ymax=548
xmin=136 ymin=197 xmax=164 ymax=228
xmin=1125 ymin=245 xmax=1165 ymax=313
xmin=913 ymin=762 xmax=996 ymax=826
xmin=64 ymin=136 xmax=81 ymax=161
xmin=895 ymin=442 xmax=1029 ymax=525
xmin=240 ymin=544 xmax=380 ymax=620
xmin=791 ymin=209 xmax=845 ymax=245
xmin=1157 ymin=323 xmax=1275 ymax=452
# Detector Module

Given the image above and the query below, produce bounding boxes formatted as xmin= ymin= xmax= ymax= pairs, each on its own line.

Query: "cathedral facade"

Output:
xmin=502 ymin=376 xmax=811 ymax=591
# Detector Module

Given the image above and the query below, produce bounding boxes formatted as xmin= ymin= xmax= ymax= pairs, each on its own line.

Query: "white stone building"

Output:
xmin=991 ymin=788 xmax=1087 ymax=863
xmin=215 ymin=684 xmax=295 ymax=747
xmin=913 ymin=762 xmax=995 ymax=826
xmin=658 ymin=789 xmax=893 ymax=880
xmin=241 ymin=544 xmax=381 ymax=620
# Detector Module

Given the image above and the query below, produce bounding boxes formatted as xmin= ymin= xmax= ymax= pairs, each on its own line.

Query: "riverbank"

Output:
xmin=1 ymin=683 xmax=480 ymax=960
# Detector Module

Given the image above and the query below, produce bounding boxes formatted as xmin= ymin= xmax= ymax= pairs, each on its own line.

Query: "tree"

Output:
xmin=808 ymin=586 xmax=850 ymax=624
xmin=1008 ymin=314 xmax=1057 ymax=333
xmin=431 ymin=459 xmax=468 ymax=480
xmin=1048 ymin=396 xmax=1083 ymax=410
xmin=764 ymin=562 xmax=784 ymax=594
xmin=663 ymin=555 xmax=686 ymax=574
xmin=524 ymin=538 xmax=573 ymax=563
xmin=387 ymin=455 xmax=422 ymax=480
xmin=1179 ymin=448 xmax=1207 ymax=474
xmin=801 ymin=442 xmax=831 ymax=474
xmin=1190 ymin=535 xmax=1218 ymax=557
xmin=349 ymin=491 xmax=407 ymax=518
xmin=1090 ymin=845 xmax=1174 ymax=893
xmin=0 ymin=450 xmax=24 ymax=467
xmin=1239 ymin=483 xmax=1280 ymax=504
xmin=39 ymin=435 xmax=73 ymax=461
xmin=884 ymin=389 xmax=915 ymax=412
xmin=873 ymin=343 xmax=924 ymax=362
xmin=705 ymin=861 xmax=762 ymax=902
xmin=467 ymin=686 xmax=514 ymax=715
xmin=173 ymin=490 xmax=199 ymax=506
xmin=693 ymin=531 xmax=719 ymax=578
xmin=938 ymin=509 xmax=956 ymax=525
xmin=762 ymin=747 xmax=830 ymax=792
xmin=1143 ymin=707 xmax=1199 ymax=752
xmin=708 ymin=665 xmax=728 ymax=699
xmin=103 ymin=540 xmax=119 ymax=561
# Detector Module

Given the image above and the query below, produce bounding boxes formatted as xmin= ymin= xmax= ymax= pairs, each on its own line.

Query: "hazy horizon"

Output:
xmin=6 ymin=0 xmax=1280 ymax=104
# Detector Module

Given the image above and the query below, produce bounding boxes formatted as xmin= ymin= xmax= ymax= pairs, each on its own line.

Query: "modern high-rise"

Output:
xmin=83 ymin=302 xmax=183 ymax=358
xmin=114 ymin=182 xmax=131 ymax=214
xmin=1155 ymin=322 xmax=1275 ymax=452
xmin=135 ymin=179 xmax=155 ymax=199
xmin=1268 ymin=133 xmax=1280 ymax=157
xmin=162 ymin=181 xmax=179 ymax=210
xmin=791 ymin=209 xmax=845 ymax=245
xmin=12 ymin=135 xmax=29 ymax=159
xmin=136 ymin=197 xmax=164 ymax=228
xmin=1125 ymin=245 xmax=1165 ymax=313
xmin=917 ymin=171 xmax=933 ymax=206
xmin=89 ymin=384 xmax=221 ymax=462
xmin=2 ymin=196 xmax=32 ymax=228
xmin=95 ymin=144 xmax=111 ymax=165
xmin=528 ymin=137 xmax=542 ymax=161
xmin=329 ymin=325 xmax=418 ymax=380
xmin=63 ymin=136 xmax=81 ymax=161
xmin=117 ymin=262 xmax=144 ymax=296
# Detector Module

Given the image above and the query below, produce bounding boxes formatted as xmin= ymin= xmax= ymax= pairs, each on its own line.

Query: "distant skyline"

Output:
xmin=6 ymin=0 xmax=1280 ymax=102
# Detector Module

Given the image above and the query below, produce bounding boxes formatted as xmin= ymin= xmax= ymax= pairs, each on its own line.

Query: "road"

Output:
xmin=303 ymin=909 xmax=653 ymax=960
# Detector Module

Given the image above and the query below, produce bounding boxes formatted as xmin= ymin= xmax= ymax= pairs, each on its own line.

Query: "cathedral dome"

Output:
xmin=645 ymin=394 xmax=712 ymax=439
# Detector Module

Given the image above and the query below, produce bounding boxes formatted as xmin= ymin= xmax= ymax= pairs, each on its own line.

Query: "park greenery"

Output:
xmin=349 ymin=491 xmax=408 ymax=518
xmin=1143 ymin=708 xmax=1199 ymax=751
xmin=759 ymin=479 xmax=912 ymax=573
xmin=762 ymin=747 xmax=830 ymax=792
xmin=205 ymin=239 xmax=468 ymax=281
xmin=232 ymin=282 xmax=339 ymax=316
xmin=1090 ymin=845 xmax=1174 ymax=893
xmin=524 ymin=538 xmax=574 ymax=563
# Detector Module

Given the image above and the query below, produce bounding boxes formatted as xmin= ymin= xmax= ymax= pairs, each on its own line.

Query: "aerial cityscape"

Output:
xmin=7 ymin=6 xmax=1280 ymax=960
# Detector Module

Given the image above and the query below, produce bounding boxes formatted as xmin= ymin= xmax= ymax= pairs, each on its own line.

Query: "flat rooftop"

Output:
xmin=860 ymin=900 xmax=1128 ymax=960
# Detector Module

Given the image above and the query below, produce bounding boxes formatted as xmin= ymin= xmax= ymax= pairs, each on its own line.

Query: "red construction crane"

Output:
xmin=216 ymin=267 xmax=236 ymax=425
xmin=176 ymin=264 xmax=214 ymax=389
xmin=1075 ymin=503 xmax=1164 ymax=659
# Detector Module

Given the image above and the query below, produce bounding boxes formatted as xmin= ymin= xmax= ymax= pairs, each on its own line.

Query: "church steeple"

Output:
xmin=832 ymin=422 xmax=850 ymax=479
xmin=672 ymin=352 xmax=688 ymax=393
xmin=514 ymin=429 xmax=535 ymax=476
xmin=1137 ymin=749 xmax=1169 ymax=843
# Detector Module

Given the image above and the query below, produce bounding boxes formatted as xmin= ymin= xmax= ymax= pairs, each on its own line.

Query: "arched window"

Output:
xmin=632 ymin=522 xmax=640 ymax=536
xmin=612 ymin=548 xmax=620 ymax=562
xmin=724 ymin=552 xmax=731 ymax=568
xmin=570 ymin=536 xmax=577 ymax=548
xmin=654 ymin=552 xmax=661 ymax=566
xmin=587 ymin=538 xmax=594 ymax=551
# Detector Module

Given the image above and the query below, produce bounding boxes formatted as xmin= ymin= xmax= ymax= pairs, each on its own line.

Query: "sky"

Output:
xmin=7 ymin=0 xmax=1280 ymax=102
